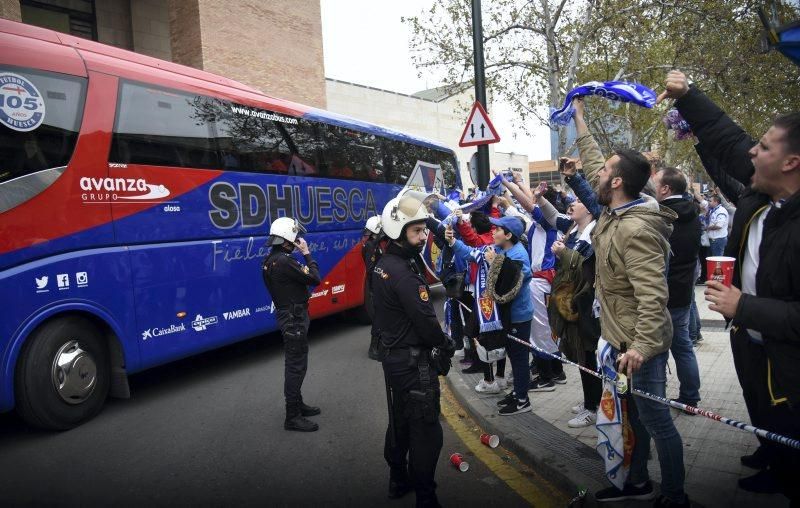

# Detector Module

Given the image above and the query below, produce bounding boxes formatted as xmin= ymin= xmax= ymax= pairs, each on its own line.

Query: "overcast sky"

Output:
xmin=320 ymin=0 xmax=552 ymax=161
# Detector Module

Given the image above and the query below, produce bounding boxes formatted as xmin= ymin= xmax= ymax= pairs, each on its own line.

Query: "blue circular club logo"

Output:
xmin=0 ymin=72 xmax=46 ymax=132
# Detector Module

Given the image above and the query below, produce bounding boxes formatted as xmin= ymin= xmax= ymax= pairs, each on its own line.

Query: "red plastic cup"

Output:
xmin=449 ymin=453 xmax=470 ymax=472
xmin=706 ymin=256 xmax=735 ymax=287
xmin=480 ymin=433 xmax=500 ymax=448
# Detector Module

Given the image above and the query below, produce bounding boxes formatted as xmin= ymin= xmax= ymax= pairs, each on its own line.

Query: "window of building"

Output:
xmin=0 ymin=66 xmax=86 ymax=184
xmin=20 ymin=0 xmax=97 ymax=40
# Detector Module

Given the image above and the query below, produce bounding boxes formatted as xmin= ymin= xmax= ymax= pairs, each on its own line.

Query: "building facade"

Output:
xmin=1 ymin=0 xmax=326 ymax=108
xmin=2 ymin=0 xmax=530 ymax=192
xmin=326 ymin=79 xmax=529 ymax=191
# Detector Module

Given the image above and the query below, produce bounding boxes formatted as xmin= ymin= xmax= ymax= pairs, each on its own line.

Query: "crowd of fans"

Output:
xmin=405 ymin=69 xmax=799 ymax=507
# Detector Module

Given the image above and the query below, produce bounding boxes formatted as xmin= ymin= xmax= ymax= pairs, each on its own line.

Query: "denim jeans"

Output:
xmin=688 ymin=292 xmax=701 ymax=342
xmin=506 ymin=320 xmax=532 ymax=401
xmin=709 ymin=236 xmax=727 ymax=257
xmin=621 ymin=349 xmax=686 ymax=503
xmin=669 ymin=306 xmax=701 ymax=403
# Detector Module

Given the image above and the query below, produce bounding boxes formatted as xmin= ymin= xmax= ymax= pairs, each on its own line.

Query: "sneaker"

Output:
xmin=496 ymin=392 xmax=516 ymax=407
xmin=528 ymin=377 xmax=556 ymax=392
xmin=554 ymin=371 xmax=567 ymax=384
xmin=695 ymin=332 xmax=704 ymax=343
xmin=495 ymin=377 xmax=508 ymax=390
xmin=568 ymin=409 xmax=597 ymax=428
xmin=475 ymin=379 xmax=501 ymax=394
xmin=499 ymin=398 xmax=532 ymax=416
xmin=595 ymin=481 xmax=656 ymax=502
xmin=459 ymin=358 xmax=473 ymax=366
xmin=454 ymin=349 xmax=465 ymax=359
xmin=571 ymin=401 xmax=585 ymax=414
xmin=654 ymin=494 xmax=691 ymax=507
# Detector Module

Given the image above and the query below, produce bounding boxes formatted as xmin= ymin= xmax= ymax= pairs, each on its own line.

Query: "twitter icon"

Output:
xmin=35 ymin=276 xmax=49 ymax=292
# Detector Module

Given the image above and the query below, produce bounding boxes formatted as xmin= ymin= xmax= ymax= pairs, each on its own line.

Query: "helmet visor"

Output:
xmin=397 ymin=190 xmax=436 ymax=218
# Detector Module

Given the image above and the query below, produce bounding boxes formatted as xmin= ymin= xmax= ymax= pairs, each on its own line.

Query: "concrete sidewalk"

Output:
xmin=445 ymin=286 xmax=789 ymax=507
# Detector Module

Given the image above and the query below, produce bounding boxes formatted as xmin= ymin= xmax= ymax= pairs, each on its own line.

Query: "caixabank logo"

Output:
xmin=79 ymin=176 xmax=171 ymax=203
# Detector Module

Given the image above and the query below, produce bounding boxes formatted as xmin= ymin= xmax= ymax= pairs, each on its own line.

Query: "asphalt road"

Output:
xmin=0 ymin=293 xmax=531 ymax=507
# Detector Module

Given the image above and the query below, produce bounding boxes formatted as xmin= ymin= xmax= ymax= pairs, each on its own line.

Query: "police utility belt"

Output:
xmin=382 ymin=342 xmax=441 ymax=425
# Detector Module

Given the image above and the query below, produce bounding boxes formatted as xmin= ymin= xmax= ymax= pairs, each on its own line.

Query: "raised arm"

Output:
xmin=661 ymin=70 xmax=756 ymax=187
xmin=572 ymin=98 xmax=606 ymax=190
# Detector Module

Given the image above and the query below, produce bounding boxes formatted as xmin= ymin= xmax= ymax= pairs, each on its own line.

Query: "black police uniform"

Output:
xmin=372 ymin=241 xmax=448 ymax=507
xmin=262 ymin=246 xmax=321 ymax=429
xmin=362 ymin=233 xmax=385 ymax=360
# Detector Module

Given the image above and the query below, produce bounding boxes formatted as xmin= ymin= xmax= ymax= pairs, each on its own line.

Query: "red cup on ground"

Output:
xmin=706 ymin=256 xmax=735 ymax=287
xmin=480 ymin=433 xmax=500 ymax=448
xmin=449 ymin=453 xmax=470 ymax=472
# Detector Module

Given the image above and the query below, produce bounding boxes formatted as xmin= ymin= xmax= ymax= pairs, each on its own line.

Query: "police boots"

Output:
xmin=285 ymin=402 xmax=320 ymax=432
xmin=285 ymin=413 xmax=318 ymax=432
xmin=300 ymin=401 xmax=321 ymax=416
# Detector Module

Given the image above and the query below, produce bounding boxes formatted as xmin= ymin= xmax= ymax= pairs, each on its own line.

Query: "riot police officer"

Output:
xmin=372 ymin=191 xmax=454 ymax=507
xmin=362 ymin=215 xmax=385 ymax=360
xmin=262 ymin=217 xmax=322 ymax=432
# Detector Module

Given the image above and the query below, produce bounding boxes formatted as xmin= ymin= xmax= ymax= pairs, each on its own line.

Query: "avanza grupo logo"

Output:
xmin=79 ymin=176 xmax=171 ymax=203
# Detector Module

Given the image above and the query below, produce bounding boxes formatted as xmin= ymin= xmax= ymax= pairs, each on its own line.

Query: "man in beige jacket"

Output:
xmin=571 ymin=99 xmax=688 ymax=507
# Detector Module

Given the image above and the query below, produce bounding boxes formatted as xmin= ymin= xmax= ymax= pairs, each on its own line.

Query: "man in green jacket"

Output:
xmin=572 ymin=99 xmax=687 ymax=507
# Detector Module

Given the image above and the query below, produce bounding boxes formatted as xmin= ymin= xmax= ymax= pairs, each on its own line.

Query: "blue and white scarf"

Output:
xmin=550 ymin=81 xmax=658 ymax=127
xmin=470 ymin=246 xmax=503 ymax=333
xmin=440 ymin=174 xmax=506 ymax=228
xmin=595 ymin=338 xmax=633 ymax=490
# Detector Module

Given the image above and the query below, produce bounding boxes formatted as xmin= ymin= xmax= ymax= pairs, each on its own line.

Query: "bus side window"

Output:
xmin=0 ymin=67 xmax=86 ymax=185
xmin=111 ymin=82 xmax=218 ymax=169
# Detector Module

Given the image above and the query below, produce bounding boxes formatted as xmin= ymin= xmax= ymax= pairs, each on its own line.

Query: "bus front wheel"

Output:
xmin=15 ymin=316 xmax=110 ymax=430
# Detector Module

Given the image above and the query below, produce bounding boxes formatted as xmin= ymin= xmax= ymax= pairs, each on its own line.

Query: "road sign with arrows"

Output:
xmin=458 ymin=101 xmax=501 ymax=147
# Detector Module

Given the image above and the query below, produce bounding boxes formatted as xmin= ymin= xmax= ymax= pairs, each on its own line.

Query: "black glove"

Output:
xmin=440 ymin=333 xmax=457 ymax=359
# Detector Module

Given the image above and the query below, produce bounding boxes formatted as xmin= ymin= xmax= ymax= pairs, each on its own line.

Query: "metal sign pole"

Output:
xmin=471 ymin=0 xmax=490 ymax=190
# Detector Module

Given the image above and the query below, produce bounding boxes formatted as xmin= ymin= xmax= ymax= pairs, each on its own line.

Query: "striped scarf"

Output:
xmin=470 ymin=247 xmax=502 ymax=333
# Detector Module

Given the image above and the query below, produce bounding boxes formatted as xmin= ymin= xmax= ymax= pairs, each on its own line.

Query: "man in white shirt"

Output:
xmin=705 ymin=194 xmax=729 ymax=256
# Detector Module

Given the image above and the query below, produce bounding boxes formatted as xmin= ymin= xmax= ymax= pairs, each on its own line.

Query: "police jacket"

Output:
xmin=371 ymin=242 xmax=447 ymax=350
xmin=262 ymin=248 xmax=321 ymax=309
xmin=676 ymin=86 xmax=800 ymax=406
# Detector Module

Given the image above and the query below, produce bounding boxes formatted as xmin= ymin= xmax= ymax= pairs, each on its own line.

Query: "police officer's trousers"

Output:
xmin=276 ymin=303 xmax=310 ymax=415
xmin=383 ymin=349 xmax=443 ymax=507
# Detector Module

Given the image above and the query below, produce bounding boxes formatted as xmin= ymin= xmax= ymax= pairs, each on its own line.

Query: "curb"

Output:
xmin=445 ymin=368 xmax=607 ymax=504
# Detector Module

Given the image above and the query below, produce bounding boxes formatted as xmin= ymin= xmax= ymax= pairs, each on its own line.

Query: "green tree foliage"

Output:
xmin=405 ymin=0 xmax=800 ymax=177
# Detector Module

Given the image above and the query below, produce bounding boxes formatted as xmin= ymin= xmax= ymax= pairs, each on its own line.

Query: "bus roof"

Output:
xmin=0 ymin=18 xmax=456 ymax=155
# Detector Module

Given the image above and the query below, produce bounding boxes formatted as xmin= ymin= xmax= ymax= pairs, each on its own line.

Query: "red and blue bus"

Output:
xmin=0 ymin=19 xmax=459 ymax=429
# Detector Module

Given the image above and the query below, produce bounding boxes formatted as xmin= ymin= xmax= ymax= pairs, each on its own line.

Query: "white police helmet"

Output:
xmin=268 ymin=217 xmax=306 ymax=246
xmin=381 ymin=190 xmax=432 ymax=240
xmin=364 ymin=215 xmax=382 ymax=235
